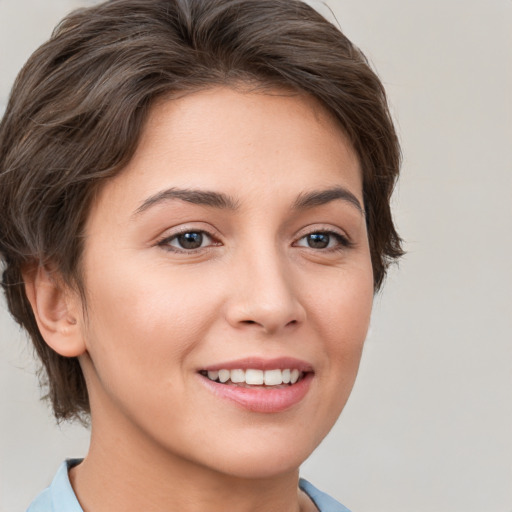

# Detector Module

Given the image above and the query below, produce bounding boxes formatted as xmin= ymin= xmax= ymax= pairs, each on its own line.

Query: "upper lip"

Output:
xmin=200 ymin=357 xmax=314 ymax=372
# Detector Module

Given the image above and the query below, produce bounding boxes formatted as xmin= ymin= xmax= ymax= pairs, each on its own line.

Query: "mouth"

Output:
xmin=199 ymin=368 xmax=307 ymax=388
xmin=197 ymin=358 xmax=314 ymax=413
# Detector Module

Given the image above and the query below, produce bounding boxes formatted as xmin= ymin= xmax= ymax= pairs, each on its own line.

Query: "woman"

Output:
xmin=0 ymin=0 xmax=402 ymax=510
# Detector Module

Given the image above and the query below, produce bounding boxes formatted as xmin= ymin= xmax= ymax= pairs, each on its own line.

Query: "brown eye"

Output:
xmin=306 ymin=233 xmax=330 ymax=249
xmin=176 ymin=232 xmax=204 ymax=249
xmin=160 ymin=230 xmax=217 ymax=251
xmin=295 ymin=231 xmax=351 ymax=250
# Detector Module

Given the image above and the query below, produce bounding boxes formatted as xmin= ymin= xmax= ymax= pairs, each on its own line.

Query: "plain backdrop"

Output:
xmin=1 ymin=1 xmax=511 ymax=511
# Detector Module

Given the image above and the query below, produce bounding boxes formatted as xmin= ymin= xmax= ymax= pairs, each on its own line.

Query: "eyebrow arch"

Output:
xmin=292 ymin=186 xmax=365 ymax=215
xmin=133 ymin=187 xmax=239 ymax=216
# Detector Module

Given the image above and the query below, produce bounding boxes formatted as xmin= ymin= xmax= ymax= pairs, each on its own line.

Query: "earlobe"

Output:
xmin=23 ymin=264 xmax=86 ymax=358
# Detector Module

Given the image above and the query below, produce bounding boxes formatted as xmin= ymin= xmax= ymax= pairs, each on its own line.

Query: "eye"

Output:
xmin=158 ymin=230 xmax=218 ymax=252
xmin=295 ymin=231 xmax=350 ymax=250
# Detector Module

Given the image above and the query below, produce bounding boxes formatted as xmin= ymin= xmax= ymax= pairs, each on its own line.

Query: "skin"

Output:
xmin=27 ymin=87 xmax=374 ymax=511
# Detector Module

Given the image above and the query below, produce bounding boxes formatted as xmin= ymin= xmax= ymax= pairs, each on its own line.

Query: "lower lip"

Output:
xmin=199 ymin=373 xmax=313 ymax=413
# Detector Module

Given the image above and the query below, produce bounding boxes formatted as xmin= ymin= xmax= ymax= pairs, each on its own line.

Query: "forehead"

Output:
xmin=88 ymin=86 xmax=362 ymax=221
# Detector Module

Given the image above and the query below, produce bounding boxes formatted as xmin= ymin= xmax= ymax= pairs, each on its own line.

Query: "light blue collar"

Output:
xmin=27 ymin=460 xmax=83 ymax=512
xmin=299 ymin=478 xmax=352 ymax=511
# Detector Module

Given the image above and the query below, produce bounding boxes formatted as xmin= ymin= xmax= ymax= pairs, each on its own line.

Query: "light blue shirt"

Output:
xmin=27 ymin=460 xmax=351 ymax=512
xmin=26 ymin=460 xmax=83 ymax=512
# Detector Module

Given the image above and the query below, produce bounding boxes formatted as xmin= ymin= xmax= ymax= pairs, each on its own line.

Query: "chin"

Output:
xmin=207 ymin=450 xmax=309 ymax=480
xmin=189 ymin=428 xmax=323 ymax=480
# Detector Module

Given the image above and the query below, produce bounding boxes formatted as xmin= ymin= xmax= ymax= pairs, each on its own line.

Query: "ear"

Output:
xmin=23 ymin=264 xmax=86 ymax=357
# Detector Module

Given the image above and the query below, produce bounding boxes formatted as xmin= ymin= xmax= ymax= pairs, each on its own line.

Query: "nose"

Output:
xmin=225 ymin=246 xmax=306 ymax=335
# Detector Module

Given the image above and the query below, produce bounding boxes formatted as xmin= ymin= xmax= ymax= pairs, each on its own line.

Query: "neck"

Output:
xmin=69 ymin=413 xmax=315 ymax=512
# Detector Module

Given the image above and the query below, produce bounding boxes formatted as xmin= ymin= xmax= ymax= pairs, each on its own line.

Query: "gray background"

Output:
xmin=1 ymin=1 xmax=511 ymax=511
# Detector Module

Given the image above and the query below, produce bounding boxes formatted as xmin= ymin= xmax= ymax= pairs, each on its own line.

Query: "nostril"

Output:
xmin=238 ymin=318 xmax=299 ymax=330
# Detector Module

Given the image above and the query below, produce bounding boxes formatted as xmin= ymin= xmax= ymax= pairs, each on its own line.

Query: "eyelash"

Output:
xmin=294 ymin=230 xmax=353 ymax=252
xmin=157 ymin=229 xmax=220 ymax=253
xmin=157 ymin=228 xmax=353 ymax=253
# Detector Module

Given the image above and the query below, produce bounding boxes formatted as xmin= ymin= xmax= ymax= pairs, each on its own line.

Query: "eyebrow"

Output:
xmin=133 ymin=187 xmax=239 ymax=216
xmin=133 ymin=185 xmax=363 ymax=217
xmin=292 ymin=186 xmax=365 ymax=215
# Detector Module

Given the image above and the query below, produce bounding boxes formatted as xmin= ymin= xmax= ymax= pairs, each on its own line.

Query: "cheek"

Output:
xmin=313 ymin=262 xmax=373 ymax=338
xmin=308 ymin=261 xmax=374 ymax=384
xmin=81 ymin=261 xmax=222 ymax=381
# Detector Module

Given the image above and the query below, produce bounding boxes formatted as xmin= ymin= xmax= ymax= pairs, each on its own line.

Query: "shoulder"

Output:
xmin=26 ymin=460 xmax=83 ymax=512
xmin=299 ymin=478 xmax=352 ymax=512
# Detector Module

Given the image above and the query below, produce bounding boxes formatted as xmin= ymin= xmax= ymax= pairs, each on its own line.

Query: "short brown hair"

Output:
xmin=0 ymin=0 xmax=403 ymax=422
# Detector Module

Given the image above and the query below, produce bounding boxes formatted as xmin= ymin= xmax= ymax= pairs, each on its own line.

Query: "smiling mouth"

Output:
xmin=199 ymin=368 xmax=307 ymax=387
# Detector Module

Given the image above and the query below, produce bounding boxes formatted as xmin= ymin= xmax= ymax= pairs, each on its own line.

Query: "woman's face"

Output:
xmin=78 ymin=87 xmax=373 ymax=478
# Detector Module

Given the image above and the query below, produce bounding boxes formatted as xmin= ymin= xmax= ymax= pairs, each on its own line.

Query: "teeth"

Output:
xmin=207 ymin=370 xmax=219 ymax=381
xmin=204 ymin=368 xmax=305 ymax=386
xmin=230 ymin=369 xmax=245 ymax=383
xmin=245 ymin=369 xmax=264 ymax=385
xmin=218 ymin=369 xmax=230 ymax=383
xmin=264 ymin=369 xmax=282 ymax=386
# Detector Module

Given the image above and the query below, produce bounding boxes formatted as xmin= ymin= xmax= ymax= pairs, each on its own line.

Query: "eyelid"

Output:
xmin=294 ymin=224 xmax=351 ymax=241
xmin=293 ymin=226 xmax=354 ymax=250
xmin=156 ymin=224 xmax=222 ymax=252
